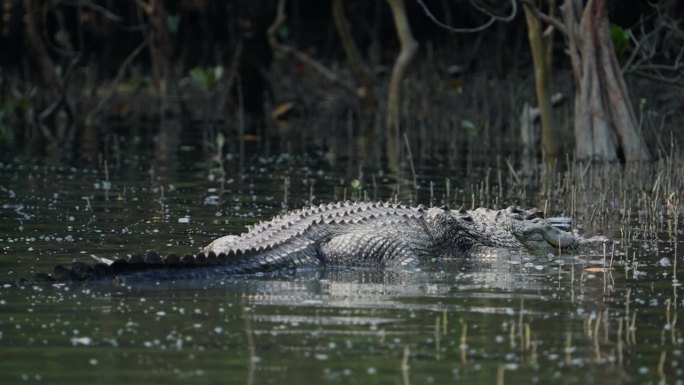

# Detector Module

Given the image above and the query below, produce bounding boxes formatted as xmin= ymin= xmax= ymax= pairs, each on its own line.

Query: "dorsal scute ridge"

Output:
xmin=219 ymin=201 xmax=430 ymax=255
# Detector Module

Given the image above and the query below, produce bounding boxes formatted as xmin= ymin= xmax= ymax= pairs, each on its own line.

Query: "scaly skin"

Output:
xmin=24 ymin=201 xmax=592 ymax=285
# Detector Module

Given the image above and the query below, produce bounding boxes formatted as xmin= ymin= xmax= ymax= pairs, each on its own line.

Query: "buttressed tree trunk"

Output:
xmin=563 ymin=0 xmax=651 ymax=161
xmin=385 ymin=0 xmax=418 ymax=168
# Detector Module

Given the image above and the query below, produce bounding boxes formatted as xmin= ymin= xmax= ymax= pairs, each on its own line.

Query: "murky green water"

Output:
xmin=1 ymin=154 xmax=682 ymax=385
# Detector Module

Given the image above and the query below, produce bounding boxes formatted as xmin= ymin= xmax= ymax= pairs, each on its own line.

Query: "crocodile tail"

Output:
xmin=20 ymin=249 xmax=234 ymax=285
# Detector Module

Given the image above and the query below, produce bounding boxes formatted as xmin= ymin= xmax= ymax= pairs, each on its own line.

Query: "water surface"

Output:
xmin=1 ymin=156 xmax=682 ymax=385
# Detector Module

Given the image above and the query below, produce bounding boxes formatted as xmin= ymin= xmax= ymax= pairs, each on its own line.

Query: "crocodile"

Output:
xmin=23 ymin=201 xmax=597 ymax=285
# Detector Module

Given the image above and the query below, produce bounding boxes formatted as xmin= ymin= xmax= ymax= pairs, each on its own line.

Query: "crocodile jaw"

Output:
xmin=518 ymin=223 xmax=579 ymax=254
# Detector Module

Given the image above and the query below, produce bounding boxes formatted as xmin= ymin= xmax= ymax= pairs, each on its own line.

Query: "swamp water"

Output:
xmin=0 ymin=153 xmax=682 ymax=385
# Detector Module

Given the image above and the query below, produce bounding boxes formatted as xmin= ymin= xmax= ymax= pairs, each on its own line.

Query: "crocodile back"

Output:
xmin=205 ymin=201 xmax=428 ymax=257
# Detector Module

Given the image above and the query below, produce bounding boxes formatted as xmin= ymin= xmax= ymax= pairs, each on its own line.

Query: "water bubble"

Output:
xmin=70 ymin=336 xmax=92 ymax=346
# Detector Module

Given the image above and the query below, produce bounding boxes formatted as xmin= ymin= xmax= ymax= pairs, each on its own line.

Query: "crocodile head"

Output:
xmin=506 ymin=210 xmax=579 ymax=253
xmin=427 ymin=206 xmax=579 ymax=255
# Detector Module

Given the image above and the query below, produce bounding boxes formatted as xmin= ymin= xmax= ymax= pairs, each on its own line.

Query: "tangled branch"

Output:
xmin=416 ymin=0 xmax=517 ymax=33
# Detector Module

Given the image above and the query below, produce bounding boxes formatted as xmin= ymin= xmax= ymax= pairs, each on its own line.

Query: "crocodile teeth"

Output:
xmin=181 ymin=254 xmax=195 ymax=264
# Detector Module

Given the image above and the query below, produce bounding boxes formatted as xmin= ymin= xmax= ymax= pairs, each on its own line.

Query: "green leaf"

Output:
xmin=0 ymin=124 xmax=14 ymax=146
xmin=610 ymin=23 xmax=630 ymax=56
xmin=166 ymin=14 xmax=181 ymax=34
xmin=350 ymin=179 xmax=361 ymax=190
xmin=190 ymin=67 xmax=209 ymax=91
xmin=216 ymin=132 xmax=225 ymax=149
xmin=461 ymin=119 xmax=478 ymax=136
xmin=278 ymin=25 xmax=289 ymax=39
xmin=213 ymin=66 xmax=224 ymax=82
xmin=54 ymin=31 xmax=69 ymax=47
xmin=190 ymin=66 xmax=223 ymax=91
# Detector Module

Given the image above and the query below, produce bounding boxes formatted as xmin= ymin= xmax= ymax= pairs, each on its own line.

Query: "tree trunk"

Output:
xmin=385 ymin=0 xmax=418 ymax=168
xmin=140 ymin=0 xmax=173 ymax=116
xmin=23 ymin=0 xmax=94 ymax=161
xmin=22 ymin=0 xmax=60 ymax=93
xmin=562 ymin=0 xmax=651 ymax=161
xmin=523 ymin=2 xmax=559 ymax=160
xmin=332 ymin=0 xmax=377 ymax=115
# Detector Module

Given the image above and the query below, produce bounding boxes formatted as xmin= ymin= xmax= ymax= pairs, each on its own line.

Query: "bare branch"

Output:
xmin=56 ymin=0 xmax=123 ymax=22
xmin=134 ymin=0 xmax=152 ymax=15
xmin=86 ymin=36 xmax=151 ymax=123
xmin=332 ymin=0 xmax=377 ymax=107
xmin=267 ymin=0 xmax=358 ymax=98
xmin=469 ymin=0 xmax=517 ymax=22
xmin=622 ymin=0 xmax=684 ymax=83
xmin=266 ymin=0 xmax=286 ymax=50
xmin=416 ymin=0 xmax=516 ymax=34
xmin=629 ymin=70 xmax=684 ymax=87
xmin=520 ymin=0 xmax=567 ymax=35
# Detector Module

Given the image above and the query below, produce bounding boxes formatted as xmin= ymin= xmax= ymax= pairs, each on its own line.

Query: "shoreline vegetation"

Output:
xmin=0 ymin=0 xmax=680 ymax=168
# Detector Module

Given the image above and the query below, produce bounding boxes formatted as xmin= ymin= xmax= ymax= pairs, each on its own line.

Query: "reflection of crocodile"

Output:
xmin=26 ymin=201 xmax=596 ymax=285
